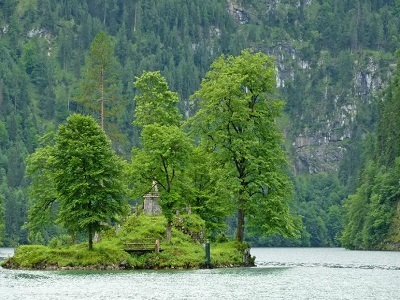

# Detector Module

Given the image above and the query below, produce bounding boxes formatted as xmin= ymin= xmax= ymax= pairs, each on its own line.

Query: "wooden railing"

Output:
xmin=123 ymin=238 xmax=161 ymax=253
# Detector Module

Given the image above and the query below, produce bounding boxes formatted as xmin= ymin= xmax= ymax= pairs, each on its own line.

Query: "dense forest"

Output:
xmin=1 ymin=0 xmax=400 ymax=249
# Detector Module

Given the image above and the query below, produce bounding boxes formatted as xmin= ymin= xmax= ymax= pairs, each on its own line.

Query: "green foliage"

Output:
xmin=54 ymin=114 xmax=129 ymax=249
xmin=26 ymin=114 xmax=129 ymax=250
xmin=190 ymin=49 xmax=300 ymax=242
xmin=118 ymin=214 xmax=167 ymax=241
xmin=341 ymin=49 xmax=400 ymax=250
xmin=48 ymin=234 xmax=73 ymax=249
xmin=25 ymin=133 xmax=58 ymax=241
xmin=387 ymin=201 xmax=400 ymax=250
xmin=173 ymin=213 xmax=205 ymax=242
xmin=376 ymin=53 xmax=400 ymax=166
xmin=326 ymin=205 xmax=343 ymax=246
xmin=9 ymin=245 xmax=51 ymax=268
xmin=75 ymin=31 xmax=126 ymax=152
xmin=2 ymin=0 xmax=400 ymax=248
xmin=130 ymin=126 xmax=193 ymax=217
xmin=131 ymin=71 xmax=193 ymax=241
xmin=133 ymin=71 xmax=181 ymax=127
xmin=210 ymin=241 xmax=249 ymax=266
xmin=3 ymin=243 xmax=131 ymax=269
xmin=250 ymin=172 xmax=346 ymax=247
xmin=341 ymin=150 xmax=400 ymax=250
xmin=184 ymin=146 xmax=233 ymax=236
xmin=2 ymin=214 xmax=246 ymax=270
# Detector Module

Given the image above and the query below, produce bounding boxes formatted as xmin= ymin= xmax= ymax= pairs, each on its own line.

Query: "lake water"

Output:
xmin=1 ymin=247 xmax=400 ymax=299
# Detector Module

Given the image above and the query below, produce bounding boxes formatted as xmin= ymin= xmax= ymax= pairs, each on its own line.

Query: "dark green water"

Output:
xmin=1 ymin=247 xmax=399 ymax=299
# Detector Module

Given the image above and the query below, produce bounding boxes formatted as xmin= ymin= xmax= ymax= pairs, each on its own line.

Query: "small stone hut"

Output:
xmin=143 ymin=181 xmax=162 ymax=215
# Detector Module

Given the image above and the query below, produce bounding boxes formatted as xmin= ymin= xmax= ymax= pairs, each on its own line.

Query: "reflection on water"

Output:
xmin=1 ymin=247 xmax=400 ymax=300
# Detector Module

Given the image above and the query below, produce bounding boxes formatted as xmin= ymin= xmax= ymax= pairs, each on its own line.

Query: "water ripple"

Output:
xmin=257 ymin=261 xmax=400 ymax=270
xmin=2 ymin=248 xmax=400 ymax=300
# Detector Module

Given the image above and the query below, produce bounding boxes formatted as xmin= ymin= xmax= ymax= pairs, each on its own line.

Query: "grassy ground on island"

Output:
xmin=1 ymin=214 xmax=254 ymax=270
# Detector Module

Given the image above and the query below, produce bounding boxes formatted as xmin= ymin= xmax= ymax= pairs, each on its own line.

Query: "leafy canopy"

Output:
xmin=131 ymin=71 xmax=191 ymax=242
xmin=134 ymin=70 xmax=181 ymax=127
xmin=26 ymin=114 xmax=128 ymax=250
xmin=189 ymin=49 xmax=300 ymax=241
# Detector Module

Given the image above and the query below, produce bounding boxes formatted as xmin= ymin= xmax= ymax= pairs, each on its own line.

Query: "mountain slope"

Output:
xmin=1 ymin=0 xmax=400 ymax=247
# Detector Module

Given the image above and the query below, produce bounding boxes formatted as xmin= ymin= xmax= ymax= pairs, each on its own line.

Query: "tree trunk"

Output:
xmin=166 ymin=220 xmax=172 ymax=243
xmin=88 ymin=225 xmax=93 ymax=251
xmin=236 ymin=208 xmax=245 ymax=242
xmin=134 ymin=3 xmax=137 ymax=32
xmin=101 ymin=66 xmax=105 ymax=130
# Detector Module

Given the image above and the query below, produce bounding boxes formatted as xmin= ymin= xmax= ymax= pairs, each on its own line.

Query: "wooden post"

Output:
xmin=205 ymin=240 xmax=211 ymax=268
xmin=155 ymin=239 xmax=160 ymax=254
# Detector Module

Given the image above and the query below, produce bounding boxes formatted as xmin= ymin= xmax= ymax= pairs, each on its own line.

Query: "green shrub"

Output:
xmin=3 ymin=214 xmax=250 ymax=269
xmin=48 ymin=235 xmax=73 ymax=249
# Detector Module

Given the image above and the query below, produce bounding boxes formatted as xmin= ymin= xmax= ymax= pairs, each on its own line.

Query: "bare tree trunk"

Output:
xmin=88 ymin=225 xmax=93 ymax=251
xmin=103 ymin=0 xmax=107 ymax=25
xmin=134 ymin=3 xmax=137 ymax=32
xmin=101 ymin=66 xmax=105 ymax=130
xmin=236 ymin=208 xmax=245 ymax=242
xmin=166 ymin=220 xmax=172 ymax=243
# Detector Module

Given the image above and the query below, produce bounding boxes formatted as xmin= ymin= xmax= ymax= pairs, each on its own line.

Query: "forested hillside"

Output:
xmin=1 ymin=0 xmax=400 ymax=248
xmin=341 ymin=53 xmax=400 ymax=250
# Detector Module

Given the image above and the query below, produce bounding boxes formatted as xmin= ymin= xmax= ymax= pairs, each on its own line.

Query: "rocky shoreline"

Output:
xmin=1 ymin=259 xmax=254 ymax=271
xmin=1 ymin=214 xmax=255 ymax=271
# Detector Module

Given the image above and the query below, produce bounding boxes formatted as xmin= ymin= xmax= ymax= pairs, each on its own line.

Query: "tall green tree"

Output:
xmin=189 ymin=50 xmax=300 ymax=242
xmin=131 ymin=71 xmax=191 ymax=242
xmin=133 ymin=70 xmax=181 ymax=127
xmin=26 ymin=114 xmax=128 ymax=250
xmin=75 ymin=31 xmax=124 ymax=141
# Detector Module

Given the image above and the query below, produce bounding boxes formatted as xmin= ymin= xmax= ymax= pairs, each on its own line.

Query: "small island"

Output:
xmin=1 ymin=51 xmax=299 ymax=271
xmin=1 ymin=213 xmax=254 ymax=270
